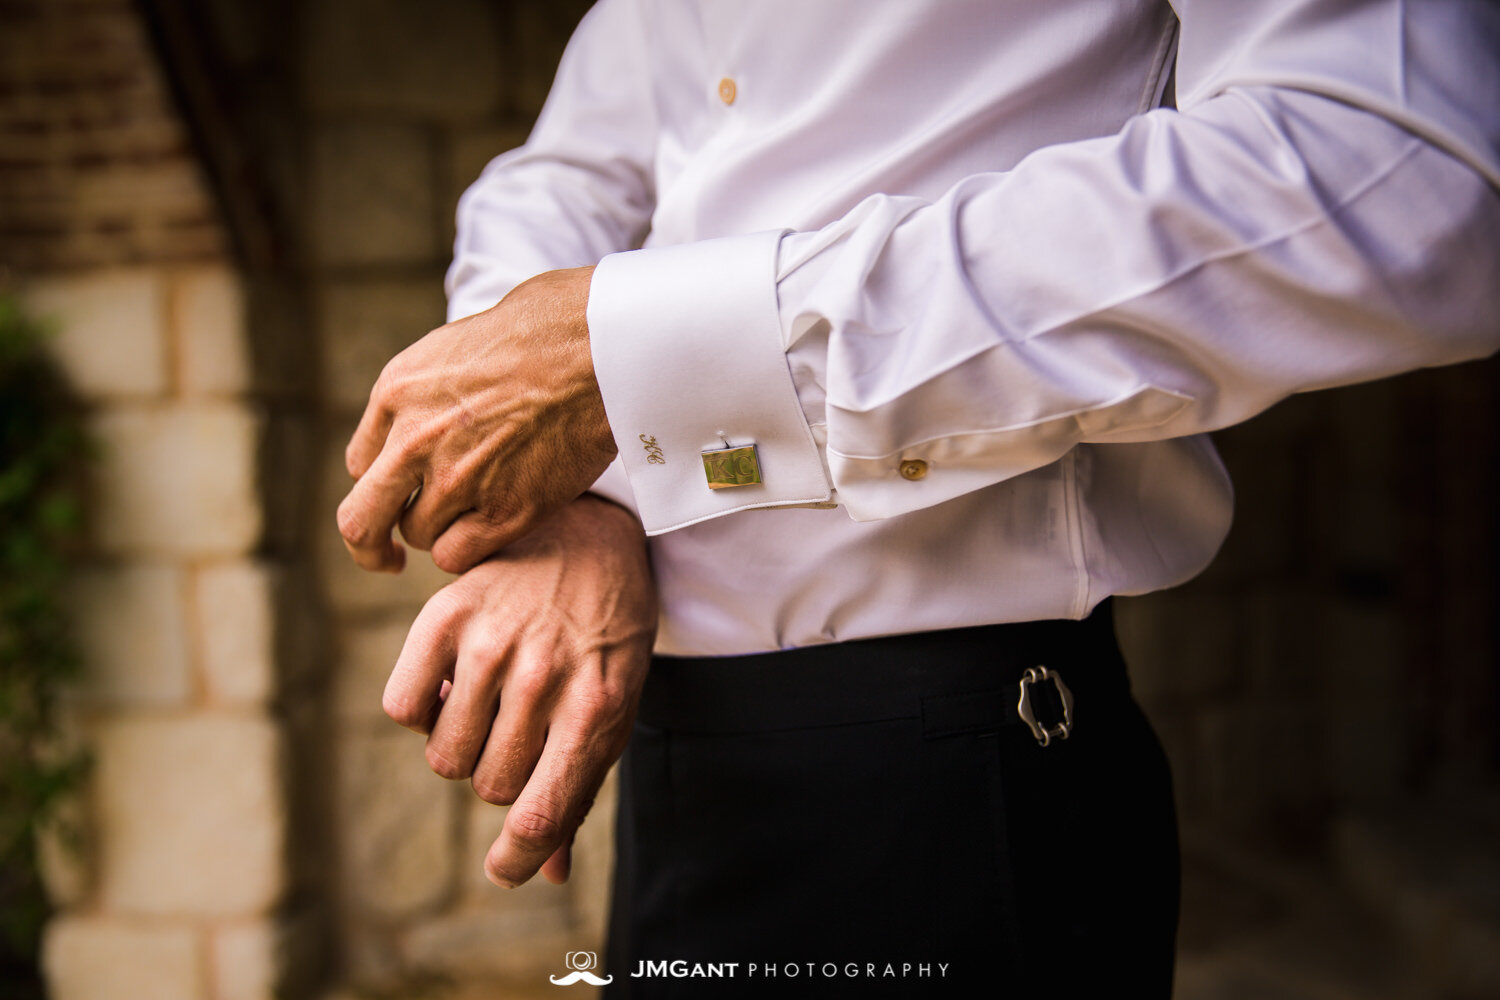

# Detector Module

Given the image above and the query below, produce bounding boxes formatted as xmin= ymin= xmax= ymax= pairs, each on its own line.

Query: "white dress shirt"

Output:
xmin=448 ymin=0 xmax=1500 ymax=656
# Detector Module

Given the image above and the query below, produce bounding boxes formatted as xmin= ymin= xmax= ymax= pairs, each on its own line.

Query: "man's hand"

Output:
xmin=339 ymin=266 xmax=616 ymax=575
xmin=383 ymin=494 xmax=656 ymax=888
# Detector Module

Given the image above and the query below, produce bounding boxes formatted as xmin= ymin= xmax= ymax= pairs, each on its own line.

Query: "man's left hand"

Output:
xmin=384 ymin=494 xmax=657 ymax=889
xmin=338 ymin=265 xmax=615 ymax=575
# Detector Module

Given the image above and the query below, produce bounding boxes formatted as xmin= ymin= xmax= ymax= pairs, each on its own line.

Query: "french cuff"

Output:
xmin=587 ymin=231 xmax=832 ymax=535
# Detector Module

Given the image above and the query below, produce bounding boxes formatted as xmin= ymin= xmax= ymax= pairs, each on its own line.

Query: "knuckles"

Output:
xmin=425 ymin=741 xmax=474 ymax=780
xmin=507 ymin=803 xmax=564 ymax=852
xmin=344 ymin=442 xmax=365 ymax=479
xmin=335 ymin=498 xmax=372 ymax=548
xmin=431 ymin=541 xmax=479 ymax=576
xmin=381 ymin=689 xmax=429 ymax=731
xmin=472 ymin=774 xmax=519 ymax=807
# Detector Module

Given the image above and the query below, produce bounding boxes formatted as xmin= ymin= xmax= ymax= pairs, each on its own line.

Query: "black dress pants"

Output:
xmin=604 ymin=603 xmax=1179 ymax=998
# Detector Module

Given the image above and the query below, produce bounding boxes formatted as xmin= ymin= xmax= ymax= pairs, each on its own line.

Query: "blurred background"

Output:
xmin=1 ymin=1 xmax=1496 ymax=998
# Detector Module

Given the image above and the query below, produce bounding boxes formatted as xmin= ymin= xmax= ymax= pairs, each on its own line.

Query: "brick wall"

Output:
xmin=0 ymin=0 xmax=223 ymax=271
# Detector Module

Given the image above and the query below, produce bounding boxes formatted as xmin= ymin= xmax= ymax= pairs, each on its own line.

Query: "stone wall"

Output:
xmin=297 ymin=1 xmax=611 ymax=995
xmin=5 ymin=2 xmax=322 ymax=999
xmin=1121 ymin=364 xmax=1500 ymax=838
xmin=26 ymin=263 xmax=320 ymax=1000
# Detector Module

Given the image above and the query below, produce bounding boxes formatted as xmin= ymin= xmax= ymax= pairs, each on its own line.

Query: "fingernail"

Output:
xmin=487 ymin=869 xmax=516 ymax=890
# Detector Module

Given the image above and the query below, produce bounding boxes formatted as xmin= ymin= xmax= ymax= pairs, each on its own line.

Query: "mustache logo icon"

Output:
xmin=549 ymin=970 xmax=614 ymax=986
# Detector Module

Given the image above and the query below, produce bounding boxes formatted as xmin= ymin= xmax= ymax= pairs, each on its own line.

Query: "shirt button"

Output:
xmin=717 ymin=77 xmax=737 ymax=105
xmin=899 ymin=459 xmax=928 ymax=481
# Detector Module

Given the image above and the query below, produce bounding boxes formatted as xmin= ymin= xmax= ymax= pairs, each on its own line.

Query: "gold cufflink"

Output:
xmin=702 ymin=443 xmax=762 ymax=489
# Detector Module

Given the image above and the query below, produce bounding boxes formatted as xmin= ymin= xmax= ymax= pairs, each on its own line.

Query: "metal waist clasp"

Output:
xmin=1017 ymin=665 xmax=1074 ymax=747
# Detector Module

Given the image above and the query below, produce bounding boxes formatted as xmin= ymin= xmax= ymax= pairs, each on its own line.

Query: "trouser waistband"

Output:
xmin=638 ymin=599 xmax=1128 ymax=736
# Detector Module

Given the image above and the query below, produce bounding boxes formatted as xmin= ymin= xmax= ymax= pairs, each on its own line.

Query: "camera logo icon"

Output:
xmin=551 ymin=951 xmax=612 ymax=986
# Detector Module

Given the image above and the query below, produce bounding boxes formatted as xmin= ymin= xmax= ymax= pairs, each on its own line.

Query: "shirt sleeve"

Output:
xmin=588 ymin=0 xmax=1500 ymax=533
xmin=445 ymin=0 xmax=656 ymax=515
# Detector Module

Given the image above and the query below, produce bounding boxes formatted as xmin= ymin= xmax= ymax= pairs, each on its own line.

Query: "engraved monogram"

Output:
xmin=639 ymin=434 xmax=666 ymax=465
xmin=702 ymin=445 xmax=762 ymax=489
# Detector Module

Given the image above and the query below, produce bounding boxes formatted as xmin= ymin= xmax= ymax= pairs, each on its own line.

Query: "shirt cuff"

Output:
xmin=587 ymin=231 xmax=832 ymax=535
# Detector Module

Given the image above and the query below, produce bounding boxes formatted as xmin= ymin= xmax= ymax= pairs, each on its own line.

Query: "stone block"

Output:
xmin=317 ymin=432 xmax=454 ymax=613
xmin=70 ymin=562 xmax=191 ymax=706
xmin=305 ymin=0 xmax=501 ymax=122
xmin=25 ymin=269 xmax=169 ymax=400
xmin=259 ymin=410 xmax=320 ymax=555
xmin=336 ymin=618 xmax=411 ymax=723
xmin=269 ymin=565 xmax=328 ymax=697
xmin=174 ymin=265 xmax=250 ymax=396
xmin=196 ymin=560 xmax=277 ymax=706
xmin=43 ymin=917 xmax=203 ymax=1000
xmin=461 ymin=794 xmax=575 ymax=918
xmin=339 ymin=728 xmax=460 ymax=920
xmin=341 ymin=928 xmax=407 ymax=990
xmin=317 ymin=276 xmax=446 ymax=414
xmin=310 ymin=123 xmax=438 ymax=267
xmin=91 ymin=402 xmax=263 ymax=557
xmin=96 ymin=713 xmax=287 ymax=916
xmin=211 ymin=911 xmax=324 ymax=1000
xmin=510 ymin=2 xmax=594 ymax=117
xmin=448 ymin=126 xmax=532 ymax=200
xmin=1116 ymin=590 xmax=1242 ymax=709
xmin=243 ymin=273 xmax=316 ymax=397
xmin=213 ymin=921 xmax=278 ymax=1000
xmin=443 ymin=124 xmax=532 ymax=249
xmin=570 ymin=765 xmax=617 ymax=945
xmin=402 ymin=906 xmax=576 ymax=982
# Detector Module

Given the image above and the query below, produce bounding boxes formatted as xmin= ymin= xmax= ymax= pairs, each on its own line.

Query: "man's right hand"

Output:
xmin=383 ymin=493 xmax=657 ymax=887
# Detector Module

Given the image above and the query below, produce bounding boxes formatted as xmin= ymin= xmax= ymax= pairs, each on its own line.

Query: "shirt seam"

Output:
xmin=1060 ymin=448 xmax=1091 ymax=618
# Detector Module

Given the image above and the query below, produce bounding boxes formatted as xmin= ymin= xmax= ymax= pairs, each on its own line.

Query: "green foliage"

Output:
xmin=0 ymin=292 xmax=90 ymax=991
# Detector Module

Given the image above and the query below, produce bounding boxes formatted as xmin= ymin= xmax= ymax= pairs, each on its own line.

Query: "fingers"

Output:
xmin=430 ymin=508 xmax=532 ymax=575
xmin=469 ymin=652 xmax=554 ymax=805
xmin=398 ymin=480 xmax=465 ymax=553
xmin=424 ymin=639 xmax=507 ymax=780
xmin=484 ymin=729 xmax=606 ymax=889
xmin=337 ymin=449 xmax=421 ymax=573
xmin=345 ymin=377 xmax=397 ymax=479
xmin=383 ymin=592 xmax=462 ymax=734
